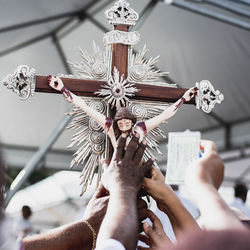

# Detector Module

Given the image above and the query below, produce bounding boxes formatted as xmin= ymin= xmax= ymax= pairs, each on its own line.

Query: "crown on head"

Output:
xmin=105 ymin=0 xmax=139 ymax=26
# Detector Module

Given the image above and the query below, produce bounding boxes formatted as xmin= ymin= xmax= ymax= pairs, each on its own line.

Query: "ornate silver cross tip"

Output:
xmin=195 ymin=80 xmax=224 ymax=113
xmin=2 ymin=65 xmax=36 ymax=100
xmin=105 ymin=0 xmax=139 ymax=26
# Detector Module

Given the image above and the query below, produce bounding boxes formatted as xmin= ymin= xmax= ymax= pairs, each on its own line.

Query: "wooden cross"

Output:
xmin=2 ymin=0 xmax=223 ymax=194
xmin=1 ymin=0 xmax=200 ymax=160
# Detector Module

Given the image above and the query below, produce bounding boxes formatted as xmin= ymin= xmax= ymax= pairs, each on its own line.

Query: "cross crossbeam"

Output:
xmin=36 ymin=76 xmax=192 ymax=104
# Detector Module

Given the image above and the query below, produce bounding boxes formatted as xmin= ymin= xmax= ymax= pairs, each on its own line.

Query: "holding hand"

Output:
xmin=143 ymin=167 xmax=169 ymax=211
xmin=143 ymin=167 xmax=199 ymax=237
xmin=82 ymin=185 xmax=109 ymax=234
xmin=101 ymin=134 xmax=154 ymax=193
xmin=185 ymin=140 xmax=224 ymax=191
xmin=185 ymin=140 xmax=245 ymax=230
xmin=138 ymin=210 xmax=170 ymax=250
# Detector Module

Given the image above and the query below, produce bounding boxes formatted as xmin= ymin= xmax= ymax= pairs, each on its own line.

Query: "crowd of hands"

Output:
xmin=22 ymin=134 xmax=250 ymax=250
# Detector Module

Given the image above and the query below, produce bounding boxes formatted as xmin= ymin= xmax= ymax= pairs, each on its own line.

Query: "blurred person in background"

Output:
xmin=15 ymin=205 xmax=34 ymax=239
xmin=0 ymin=145 xmax=21 ymax=250
xmin=231 ymin=183 xmax=250 ymax=218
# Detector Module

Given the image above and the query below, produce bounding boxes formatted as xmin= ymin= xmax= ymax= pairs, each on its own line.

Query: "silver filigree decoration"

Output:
xmin=129 ymin=101 xmax=170 ymax=166
xmin=196 ymin=80 xmax=224 ymax=113
xmin=95 ymin=67 xmax=138 ymax=109
xmin=105 ymin=0 xmax=139 ymax=26
xmin=2 ymin=65 xmax=36 ymax=100
xmin=68 ymin=41 xmax=108 ymax=81
xmin=128 ymin=45 xmax=169 ymax=85
xmin=66 ymin=99 xmax=107 ymax=195
xmin=103 ymin=30 xmax=140 ymax=46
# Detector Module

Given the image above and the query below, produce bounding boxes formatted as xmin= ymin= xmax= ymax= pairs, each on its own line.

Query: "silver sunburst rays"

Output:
xmin=67 ymin=41 xmax=111 ymax=81
xmin=128 ymin=45 xmax=169 ymax=84
xmin=67 ymin=99 xmax=107 ymax=195
xmin=95 ymin=67 xmax=138 ymax=109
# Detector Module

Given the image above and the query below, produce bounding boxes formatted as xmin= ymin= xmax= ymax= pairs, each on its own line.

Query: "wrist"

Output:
xmin=109 ymin=184 xmax=138 ymax=196
xmin=147 ymin=183 xmax=171 ymax=202
xmin=189 ymin=182 xmax=217 ymax=204
xmin=84 ymin=216 xmax=100 ymax=234
xmin=83 ymin=220 xmax=96 ymax=250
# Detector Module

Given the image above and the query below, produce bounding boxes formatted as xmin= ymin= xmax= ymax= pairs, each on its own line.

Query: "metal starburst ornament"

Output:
xmin=95 ymin=67 xmax=138 ymax=109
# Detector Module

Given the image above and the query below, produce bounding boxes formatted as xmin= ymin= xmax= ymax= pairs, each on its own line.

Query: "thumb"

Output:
xmin=141 ymin=158 xmax=154 ymax=178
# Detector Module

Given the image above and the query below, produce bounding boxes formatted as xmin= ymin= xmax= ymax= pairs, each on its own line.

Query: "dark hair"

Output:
xmin=234 ymin=183 xmax=248 ymax=198
xmin=113 ymin=107 xmax=137 ymax=139
xmin=22 ymin=205 xmax=32 ymax=219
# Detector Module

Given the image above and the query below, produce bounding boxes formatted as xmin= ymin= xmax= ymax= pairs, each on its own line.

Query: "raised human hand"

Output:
xmin=183 ymin=86 xmax=198 ymax=102
xmin=143 ymin=167 xmax=169 ymax=210
xmin=185 ymin=140 xmax=224 ymax=191
xmin=144 ymin=167 xmax=200 ymax=235
xmin=47 ymin=75 xmax=73 ymax=102
xmin=82 ymin=184 xmax=109 ymax=233
xmin=138 ymin=210 xmax=170 ymax=250
xmin=101 ymin=134 xmax=154 ymax=194
xmin=185 ymin=140 xmax=246 ymax=231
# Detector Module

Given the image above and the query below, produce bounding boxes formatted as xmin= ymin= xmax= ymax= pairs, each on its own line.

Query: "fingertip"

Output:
xmin=135 ymin=133 xmax=140 ymax=138
xmin=144 ymin=221 xmax=150 ymax=228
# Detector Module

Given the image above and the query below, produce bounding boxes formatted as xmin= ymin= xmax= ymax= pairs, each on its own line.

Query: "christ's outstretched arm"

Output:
xmin=144 ymin=87 xmax=198 ymax=133
xmin=48 ymin=76 xmax=116 ymax=146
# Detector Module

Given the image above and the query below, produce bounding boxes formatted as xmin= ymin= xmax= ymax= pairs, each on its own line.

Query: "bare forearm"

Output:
xmin=145 ymin=98 xmax=184 ymax=132
xmin=23 ymin=221 xmax=92 ymax=250
xmin=97 ymin=189 xmax=138 ymax=250
xmin=71 ymin=93 xmax=106 ymax=128
xmin=192 ymin=184 xmax=244 ymax=230
xmin=158 ymin=186 xmax=199 ymax=234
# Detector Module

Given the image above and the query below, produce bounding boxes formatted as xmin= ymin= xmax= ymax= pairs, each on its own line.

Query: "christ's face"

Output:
xmin=117 ymin=118 xmax=132 ymax=132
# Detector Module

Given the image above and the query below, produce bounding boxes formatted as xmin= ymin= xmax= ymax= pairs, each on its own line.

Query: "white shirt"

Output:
xmin=0 ymin=215 xmax=22 ymax=250
xmin=95 ymin=239 xmax=125 ymax=250
xmin=231 ymin=197 xmax=250 ymax=218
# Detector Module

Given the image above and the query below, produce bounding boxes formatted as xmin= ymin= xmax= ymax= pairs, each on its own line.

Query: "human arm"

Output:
xmin=185 ymin=140 xmax=245 ymax=230
xmin=47 ymin=76 xmax=113 ymax=135
xmin=22 ymin=185 xmax=109 ymax=250
xmin=96 ymin=134 xmax=153 ymax=250
xmin=138 ymin=209 xmax=171 ymax=250
xmin=143 ymin=167 xmax=199 ymax=238
xmin=145 ymin=87 xmax=198 ymax=132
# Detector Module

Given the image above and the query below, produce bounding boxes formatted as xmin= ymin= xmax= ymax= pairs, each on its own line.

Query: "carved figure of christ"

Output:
xmin=47 ymin=75 xmax=197 ymax=150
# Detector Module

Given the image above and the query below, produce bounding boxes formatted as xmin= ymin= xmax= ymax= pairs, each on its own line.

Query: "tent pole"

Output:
xmin=163 ymin=0 xmax=250 ymax=31
xmin=4 ymin=114 xmax=72 ymax=207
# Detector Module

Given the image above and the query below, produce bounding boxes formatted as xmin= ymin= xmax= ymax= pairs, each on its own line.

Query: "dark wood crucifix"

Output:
xmin=2 ymin=0 xmax=223 ymax=194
